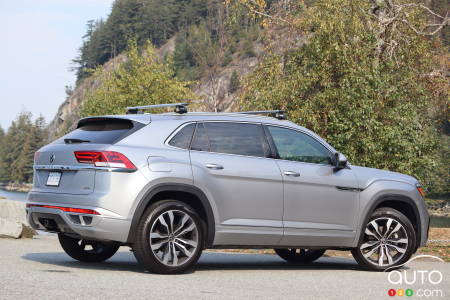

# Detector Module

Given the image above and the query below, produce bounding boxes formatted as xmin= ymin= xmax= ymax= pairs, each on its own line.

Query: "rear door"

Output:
xmin=33 ymin=118 xmax=144 ymax=195
xmin=189 ymin=122 xmax=284 ymax=245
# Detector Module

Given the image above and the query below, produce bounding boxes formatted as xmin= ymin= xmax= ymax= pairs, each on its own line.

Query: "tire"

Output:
xmin=274 ymin=248 xmax=325 ymax=263
xmin=58 ymin=233 xmax=120 ymax=263
xmin=133 ymin=200 xmax=204 ymax=274
xmin=352 ymin=207 xmax=416 ymax=271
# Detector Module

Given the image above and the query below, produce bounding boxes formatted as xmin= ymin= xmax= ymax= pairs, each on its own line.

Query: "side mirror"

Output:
xmin=333 ymin=152 xmax=348 ymax=170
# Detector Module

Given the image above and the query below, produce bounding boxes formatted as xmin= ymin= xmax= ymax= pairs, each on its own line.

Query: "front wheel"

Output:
xmin=352 ymin=207 xmax=416 ymax=271
xmin=274 ymin=248 xmax=325 ymax=263
xmin=58 ymin=234 xmax=120 ymax=262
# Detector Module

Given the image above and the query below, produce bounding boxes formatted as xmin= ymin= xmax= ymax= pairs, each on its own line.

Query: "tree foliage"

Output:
xmin=240 ymin=0 xmax=449 ymax=195
xmin=81 ymin=41 xmax=195 ymax=117
xmin=0 ymin=113 xmax=48 ymax=183
xmin=229 ymin=70 xmax=240 ymax=93
xmin=73 ymin=0 xmax=209 ymax=81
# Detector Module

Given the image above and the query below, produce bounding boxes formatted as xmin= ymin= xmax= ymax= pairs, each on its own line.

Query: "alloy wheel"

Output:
xmin=149 ymin=209 xmax=199 ymax=267
xmin=360 ymin=217 xmax=409 ymax=267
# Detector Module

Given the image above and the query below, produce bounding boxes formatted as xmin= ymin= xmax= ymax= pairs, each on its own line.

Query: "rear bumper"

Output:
xmin=26 ymin=205 xmax=131 ymax=243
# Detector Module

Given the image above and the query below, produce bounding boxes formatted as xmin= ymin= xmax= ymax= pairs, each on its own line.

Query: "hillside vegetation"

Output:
xmin=0 ymin=0 xmax=448 ymax=200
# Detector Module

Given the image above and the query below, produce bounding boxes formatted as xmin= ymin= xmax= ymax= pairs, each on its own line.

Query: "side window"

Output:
xmin=190 ymin=123 xmax=210 ymax=152
xmin=267 ymin=126 xmax=332 ymax=164
xmin=168 ymin=123 xmax=195 ymax=149
xmin=203 ymin=122 xmax=270 ymax=158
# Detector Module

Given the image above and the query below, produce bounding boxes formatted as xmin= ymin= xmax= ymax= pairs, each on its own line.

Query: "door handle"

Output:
xmin=205 ymin=163 xmax=224 ymax=170
xmin=283 ymin=171 xmax=300 ymax=177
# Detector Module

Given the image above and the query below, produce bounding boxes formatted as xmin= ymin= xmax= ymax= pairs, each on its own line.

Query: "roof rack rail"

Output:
xmin=126 ymin=103 xmax=188 ymax=115
xmin=238 ymin=110 xmax=286 ymax=120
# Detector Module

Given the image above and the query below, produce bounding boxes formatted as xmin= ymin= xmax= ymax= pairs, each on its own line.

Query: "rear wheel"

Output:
xmin=352 ymin=207 xmax=416 ymax=271
xmin=133 ymin=200 xmax=204 ymax=274
xmin=58 ymin=234 xmax=120 ymax=262
xmin=274 ymin=248 xmax=325 ymax=263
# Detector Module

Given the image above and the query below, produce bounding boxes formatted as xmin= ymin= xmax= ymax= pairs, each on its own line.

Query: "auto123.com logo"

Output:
xmin=385 ymin=255 xmax=445 ymax=298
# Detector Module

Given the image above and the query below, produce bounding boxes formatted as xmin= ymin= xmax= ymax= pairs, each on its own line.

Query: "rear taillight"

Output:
xmin=74 ymin=151 xmax=136 ymax=170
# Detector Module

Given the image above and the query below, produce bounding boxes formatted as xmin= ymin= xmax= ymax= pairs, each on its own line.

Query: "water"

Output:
xmin=430 ymin=216 xmax=450 ymax=228
xmin=0 ymin=189 xmax=28 ymax=202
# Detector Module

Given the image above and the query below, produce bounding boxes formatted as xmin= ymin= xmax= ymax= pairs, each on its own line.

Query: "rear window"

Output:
xmin=168 ymin=123 xmax=195 ymax=149
xmin=204 ymin=122 xmax=270 ymax=157
xmin=57 ymin=119 xmax=141 ymax=144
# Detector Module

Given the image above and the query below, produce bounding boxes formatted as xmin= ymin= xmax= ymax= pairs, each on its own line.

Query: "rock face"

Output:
xmin=47 ymin=53 xmax=127 ymax=141
xmin=46 ymin=36 xmax=260 ymax=141
xmin=0 ymin=200 xmax=35 ymax=238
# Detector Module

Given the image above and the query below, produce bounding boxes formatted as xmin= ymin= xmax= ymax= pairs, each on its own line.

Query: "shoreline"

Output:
xmin=0 ymin=183 xmax=32 ymax=193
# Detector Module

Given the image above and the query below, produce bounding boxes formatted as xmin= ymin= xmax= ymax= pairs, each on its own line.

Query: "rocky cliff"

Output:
xmin=47 ymin=36 xmax=263 ymax=141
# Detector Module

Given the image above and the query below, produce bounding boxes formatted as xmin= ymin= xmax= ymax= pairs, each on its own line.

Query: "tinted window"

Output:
xmin=57 ymin=119 xmax=139 ymax=144
xmin=168 ymin=124 xmax=195 ymax=149
xmin=268 ymin=126 xmax=332 ymax=164
xmin=204 ymin=122 xmax=269 ymax=157
xmin=190 ymin=123 xmax=210 ymax=152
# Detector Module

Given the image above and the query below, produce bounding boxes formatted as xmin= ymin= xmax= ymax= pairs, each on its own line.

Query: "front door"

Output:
xmin=190 ymin=122 xmax=283 ymax=245
xmin=266 ymin=125 xmax=359 ymax=247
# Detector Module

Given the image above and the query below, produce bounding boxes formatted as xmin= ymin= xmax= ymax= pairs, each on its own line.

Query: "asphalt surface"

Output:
xmin=0 ymin=236 xmax=449 ymax=299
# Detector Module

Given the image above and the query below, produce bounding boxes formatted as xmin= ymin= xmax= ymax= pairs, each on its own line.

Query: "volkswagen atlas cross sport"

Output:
xmin=26 ymin=103 xmax=429 ymax=274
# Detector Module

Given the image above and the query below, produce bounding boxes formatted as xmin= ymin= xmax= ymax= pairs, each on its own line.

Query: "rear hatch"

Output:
xmin=33 ymin=117 xmax=147 ymax=195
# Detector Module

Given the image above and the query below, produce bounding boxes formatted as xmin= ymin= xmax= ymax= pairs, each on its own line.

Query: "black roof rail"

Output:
xmin=238 ymin=110 xmax=286 ymax=120
xmin=126 ymin=103 xmax=188 ymax=115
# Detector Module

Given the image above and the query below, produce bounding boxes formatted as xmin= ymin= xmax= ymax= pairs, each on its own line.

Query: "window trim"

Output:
xmin=263 ymin=124 xmax=335 ymax=166
xmin=164 ymin=122 xmax=197 ymax=150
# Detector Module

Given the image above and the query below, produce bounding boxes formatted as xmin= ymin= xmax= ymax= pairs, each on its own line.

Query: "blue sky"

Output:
xmin=0 ymin=0 xmax=115 ymax=130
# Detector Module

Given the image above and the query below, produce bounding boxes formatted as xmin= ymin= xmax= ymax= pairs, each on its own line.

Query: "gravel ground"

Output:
xmin=0 ymin=235 xmax=449 ymax=300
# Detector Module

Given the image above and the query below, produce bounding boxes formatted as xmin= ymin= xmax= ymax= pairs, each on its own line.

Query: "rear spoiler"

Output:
xmin=77 ymin=115 xmax=152 ymax=128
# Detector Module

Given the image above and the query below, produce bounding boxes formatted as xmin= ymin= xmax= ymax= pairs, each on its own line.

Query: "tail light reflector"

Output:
xmin=26 ymin=204 xmax=100 ymax=215
xmin=416 ymin=186 xmax=425 ymax=197
xmin=74 ymin=151 xmax=136 ymax=170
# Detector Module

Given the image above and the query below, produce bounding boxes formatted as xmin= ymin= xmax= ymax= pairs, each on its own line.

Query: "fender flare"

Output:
xmin=126 ymin=183 xmax=215 ymax=247
xmin=355 ymin=194 xmax=421 ymax=249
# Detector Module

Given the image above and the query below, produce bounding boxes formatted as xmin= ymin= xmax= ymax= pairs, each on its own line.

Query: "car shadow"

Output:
xmin=22 ymin=250 xmax=372 ymax=274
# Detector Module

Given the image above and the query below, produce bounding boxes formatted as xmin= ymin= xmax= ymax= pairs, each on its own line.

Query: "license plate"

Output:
xmin=46 ymin=172 xmax=62 ymax=187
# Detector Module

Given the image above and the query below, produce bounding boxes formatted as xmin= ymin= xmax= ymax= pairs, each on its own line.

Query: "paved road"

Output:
xmin=0 ymin=236 xmax=449 ymax=299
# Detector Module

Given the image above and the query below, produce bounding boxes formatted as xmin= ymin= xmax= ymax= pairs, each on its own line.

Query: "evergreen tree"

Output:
xmin=0 ymin=126 xmax=4 ymax=145
xmin=0 ymin=126 xmax=6 ymax=182
xmin=73 ymin=0 xmax=212 ymax=81
xmin=0 ymin=113 xmax=47 ymax=183
xmin=9 ymin=112 xmax=33 ymax=183
xmin=229 ymin=70 xmax=240 ymax=93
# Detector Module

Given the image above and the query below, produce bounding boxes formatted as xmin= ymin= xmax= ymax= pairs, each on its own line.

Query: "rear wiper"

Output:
xmin=64 ymin=138 xmax=91 ymax=144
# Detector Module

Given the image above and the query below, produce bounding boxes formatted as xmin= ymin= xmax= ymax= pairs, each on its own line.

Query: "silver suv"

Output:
xmin=27 ymin=104 xmax=429 ymax=274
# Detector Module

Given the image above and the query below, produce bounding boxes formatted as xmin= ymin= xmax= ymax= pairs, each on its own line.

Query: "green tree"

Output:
xmin=73 ymin=0 xmax=212 ymax=81
xmin=8 ymin=112 xmax=34 ymax=182
xmin=0 ymin=113 xmax=47 ymax=183
xmin=229 ymin=70 xmax=240 ymax=93
xmin=0 ymin=126 xmax=6 ymax=182
xmin=81 ymin=41 xmax=195 ymax=117
xmin=0 ymin=126 xmax=4 ymax=147
xmin=240 ymin=0 xmax=448 ymax=194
